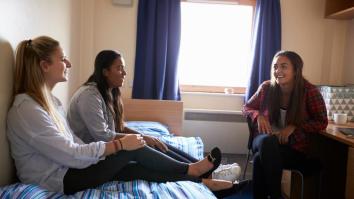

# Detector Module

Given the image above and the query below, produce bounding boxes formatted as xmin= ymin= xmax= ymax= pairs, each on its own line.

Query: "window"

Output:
xmin=178 ymin=0 xmax=255 ymax=94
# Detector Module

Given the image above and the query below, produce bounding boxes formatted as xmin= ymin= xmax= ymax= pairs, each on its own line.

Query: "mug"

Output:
xmin=333 ymin=113 xmax=347 ymax=125
xmin=224 ymin=88 xmax=234 ymax=94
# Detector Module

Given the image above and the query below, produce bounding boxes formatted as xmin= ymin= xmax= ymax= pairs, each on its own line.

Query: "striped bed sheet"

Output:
xmin=0 ymin=122 xmax=216 ymax=199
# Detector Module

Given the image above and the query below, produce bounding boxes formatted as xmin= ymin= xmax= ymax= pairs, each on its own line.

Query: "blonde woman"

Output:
xmin=7 ymin=36 xmax=246 ymax=196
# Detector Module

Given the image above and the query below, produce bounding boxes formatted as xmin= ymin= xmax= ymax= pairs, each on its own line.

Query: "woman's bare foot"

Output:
xmin=187 ymin=157 xmax=214 ymax=177
xmin=201 ymin=179 xmax=233 ymax=191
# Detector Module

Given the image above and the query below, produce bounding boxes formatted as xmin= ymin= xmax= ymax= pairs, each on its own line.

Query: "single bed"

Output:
xmin=0 ymin=99 xmax=216 ymax=198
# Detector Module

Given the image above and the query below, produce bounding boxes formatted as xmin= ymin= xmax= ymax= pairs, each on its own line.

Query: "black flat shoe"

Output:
xmin=212 ymin=179 xmax=251 ymax=199
xmin=200 ymin=147 xmax=222 ymax=178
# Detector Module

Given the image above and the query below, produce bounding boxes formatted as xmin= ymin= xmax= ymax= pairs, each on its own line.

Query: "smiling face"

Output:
xmin=103 ymin=57 xmax=126 ymax=88
xmin=272 ymin=55 xmax=296 ymax=87
xmin=41 ymin=46 xmax=71 ymax=88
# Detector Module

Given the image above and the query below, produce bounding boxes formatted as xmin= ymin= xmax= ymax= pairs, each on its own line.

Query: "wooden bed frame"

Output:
xmin=123 ymin=99 xmax=183 ymax=136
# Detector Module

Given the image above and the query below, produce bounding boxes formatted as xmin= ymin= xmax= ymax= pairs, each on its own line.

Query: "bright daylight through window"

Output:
xmin=178 ymin=2 xmax=254 ymax=93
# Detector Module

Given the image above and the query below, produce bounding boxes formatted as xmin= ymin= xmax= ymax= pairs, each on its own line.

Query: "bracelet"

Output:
xmin=118 ymin=139 xmax=124 ymax=150
xmin=113 ymin=140 xmax=120 ymax=153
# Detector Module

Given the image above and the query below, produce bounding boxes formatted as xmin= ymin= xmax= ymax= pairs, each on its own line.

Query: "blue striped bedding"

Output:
xmin=0 ymin=122 xmax=216 ymax=199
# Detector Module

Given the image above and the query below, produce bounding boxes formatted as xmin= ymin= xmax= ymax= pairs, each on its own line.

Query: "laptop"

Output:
xmin=338 ymin=128 xmax=354 ymax=137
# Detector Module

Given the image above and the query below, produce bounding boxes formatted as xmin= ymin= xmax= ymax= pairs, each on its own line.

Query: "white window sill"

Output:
xmin=181 ymin=91 xmax=245 ymax=98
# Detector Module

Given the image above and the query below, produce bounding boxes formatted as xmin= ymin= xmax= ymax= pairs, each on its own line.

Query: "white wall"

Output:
xmin=0 ymin=0 xmax=82 ymax=105
xmin=78 ymin=0 xmax=138 ymax=98
xmin=343 ymin=19 xmax=354 ymax=85
xmin=0 ymin=0 xmax=81 ymax=186
xmin=281 ymin=0 xmax=349 ymax=86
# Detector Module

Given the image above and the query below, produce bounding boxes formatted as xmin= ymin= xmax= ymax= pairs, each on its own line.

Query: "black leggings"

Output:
xmin=63 ymin=145 xmax=201 ymax=195
xmin=162 ymin=143 xmax=199 ymax=163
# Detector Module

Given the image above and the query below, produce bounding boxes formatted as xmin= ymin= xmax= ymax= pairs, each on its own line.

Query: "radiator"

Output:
xmin=182 ymin=109 xmax=249 ymax=154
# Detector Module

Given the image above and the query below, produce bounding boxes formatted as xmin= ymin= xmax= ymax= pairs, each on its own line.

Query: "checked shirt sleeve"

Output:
xmin=300 ymin=86 xmax=328 ymax=133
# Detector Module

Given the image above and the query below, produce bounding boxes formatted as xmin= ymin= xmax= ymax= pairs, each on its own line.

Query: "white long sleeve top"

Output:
xmin=6 ymin=94 xmax=105 ymax=193
xmin=67 ymin=83 xmax=119 ymax=143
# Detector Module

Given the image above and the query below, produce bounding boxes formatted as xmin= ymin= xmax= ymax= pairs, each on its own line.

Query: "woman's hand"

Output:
xmin=120 ymin=134 xmax=146 ymax=150
xmin=276 ymin=125 xmax=296 ymax=144
xmin=143 ymin=135 xmax=168 ymax=152
xmin=257 ymin=115 xmax=272 ymax=134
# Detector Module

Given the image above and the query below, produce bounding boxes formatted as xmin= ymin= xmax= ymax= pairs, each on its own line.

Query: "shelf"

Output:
xmin=326 ymin=6 xmax=354 ymax=19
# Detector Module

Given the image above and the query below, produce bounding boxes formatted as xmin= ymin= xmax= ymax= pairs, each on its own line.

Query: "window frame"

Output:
xmin=179 ymin=0 xmax=256 ymax=94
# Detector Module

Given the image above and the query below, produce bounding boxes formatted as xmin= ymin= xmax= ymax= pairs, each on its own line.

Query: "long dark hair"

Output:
xmin=85 ymin=50 xmax=124 ymax=132
xmin=265 ymin=50 xmax=305 ymax=127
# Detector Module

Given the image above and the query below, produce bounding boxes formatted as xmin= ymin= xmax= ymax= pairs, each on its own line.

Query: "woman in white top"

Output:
xmin=7 ymin=36 xmax=243 ymax=196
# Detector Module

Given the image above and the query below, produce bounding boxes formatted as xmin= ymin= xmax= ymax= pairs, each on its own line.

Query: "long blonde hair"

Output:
xmin=14 ymin=36 xmax=65 ymax=132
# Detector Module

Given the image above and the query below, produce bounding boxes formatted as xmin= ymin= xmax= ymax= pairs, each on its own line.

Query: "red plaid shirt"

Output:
xmin=243 ymin=80 xmax=328 ymax=152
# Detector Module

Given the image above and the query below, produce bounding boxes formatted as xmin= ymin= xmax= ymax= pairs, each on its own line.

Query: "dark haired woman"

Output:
xmin=67 ymin=49 xmax=214 ymax=167
xmin=243 ymin=50 xmax=328 ymax=199
xmin=68 ymin=50 xmax=202 ymax=165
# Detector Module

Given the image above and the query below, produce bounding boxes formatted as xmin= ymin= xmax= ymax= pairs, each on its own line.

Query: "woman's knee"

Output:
xmin=259 ymin=135 xmax=278 ymax=152
xmin=252 ymin=153 xmax=263 ymax=175
xmin=253 ymin=134 xmax=276 ymax=152
xmin=253 ymin=152 xmax=261 ymax=165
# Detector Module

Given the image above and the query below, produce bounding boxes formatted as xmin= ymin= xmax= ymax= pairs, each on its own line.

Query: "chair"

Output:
xmin=242 ymin=115 xmax=322 ymax=199
xmin=242 ymin=115 xmax=255 ymax=180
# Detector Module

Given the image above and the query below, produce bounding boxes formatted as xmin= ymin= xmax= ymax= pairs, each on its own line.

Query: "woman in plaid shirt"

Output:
xmin=243 ymin=51 xmax=328 ymax=199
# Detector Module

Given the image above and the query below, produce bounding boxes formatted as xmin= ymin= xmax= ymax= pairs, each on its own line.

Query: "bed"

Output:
xmin=0 ymin=99 xmax=216 ymax=198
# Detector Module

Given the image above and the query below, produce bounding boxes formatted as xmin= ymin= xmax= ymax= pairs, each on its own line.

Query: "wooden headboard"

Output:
xmin=123 ymin=99 xmax=183 ymax=136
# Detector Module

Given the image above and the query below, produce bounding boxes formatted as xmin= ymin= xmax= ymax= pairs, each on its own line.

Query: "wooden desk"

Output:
xmin=319 ymin=122 xmax=354 ymax=199
xmin=322 ymin=122 xmax=354 ymax=147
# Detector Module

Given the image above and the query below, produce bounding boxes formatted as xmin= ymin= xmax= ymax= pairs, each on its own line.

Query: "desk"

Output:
xmin=319 ymin=122 xmax=354 ymax=199
xmin=322 ymin=122 xmax=354 ymax=147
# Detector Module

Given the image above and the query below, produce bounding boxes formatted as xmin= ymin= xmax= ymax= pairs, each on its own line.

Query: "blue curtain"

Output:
xmin=245 ymin=0 xmax=281 ymax=101
xmin=132 ymin=0 xmax=181 ymax=100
